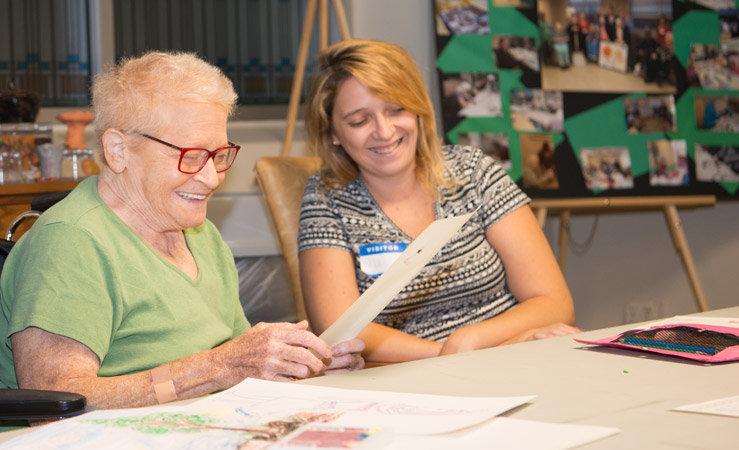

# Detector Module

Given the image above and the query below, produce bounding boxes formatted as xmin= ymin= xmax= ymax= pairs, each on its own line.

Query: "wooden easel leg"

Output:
xmin=281 ymin=0 xmax=350 ymax=157
xmin=558 ymin=208 xmax=570 ymax=272
xmin=281 ymin=0 xmax=318 ymax=157
xmin=332 ymin=0 xmax=352 ymax=40
xmin=319 ymin=0 xmax=329 ymax=50
xmin=535 ymin=206 xmax=547 ymax=229
xmin=663 ymin=205 xmax=710 ymax=312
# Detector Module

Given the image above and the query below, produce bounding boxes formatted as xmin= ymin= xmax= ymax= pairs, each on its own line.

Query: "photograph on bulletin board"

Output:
xmin=435 ymin=0 xmax=491 ymax=35
xmin=511 ymin=88 xmax=564 ymax=132
xmin=538 ymin=0 xmax=676 ymax=93
xmin=457 ymin=131 xmax=513 ymax=169
xmin=579 ymin=146 xmax=634 ymax=191
xmin=695 ymin=144 xmax=739 ymax=183
xmin=693 ymin=93 xmax=739 ymax=131
xmin=648 ymin=139 xmax=690 ymax=187
xmin=492 ymin=35 xmax=541 ymax=86
xmin=440 ymin=72 xmax=503 ymax=126
xmin=623 ymin=95 xmax=677 ymax=134
xmin=686 ymin=42 xmax=739 ymax=90
xmin=520 ymin=132 xmax=560 ymax=189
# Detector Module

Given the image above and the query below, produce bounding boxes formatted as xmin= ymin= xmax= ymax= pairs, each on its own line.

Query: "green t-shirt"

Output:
xmin=0 ymin=176 xmax=250 ymax=389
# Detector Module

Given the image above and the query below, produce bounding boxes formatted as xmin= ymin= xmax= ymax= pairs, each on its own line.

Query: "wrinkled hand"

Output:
xmin=216 ymin=321 xmax=332 ymax=385
xmin=514 ymin=322 xmax=582 ymax=343
xmin=323 ymin=338 xmax=366 ymax=375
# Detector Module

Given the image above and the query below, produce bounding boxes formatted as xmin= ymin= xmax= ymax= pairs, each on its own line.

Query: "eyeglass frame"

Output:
xmin=138 ymin=133 xmax=241 ymax=174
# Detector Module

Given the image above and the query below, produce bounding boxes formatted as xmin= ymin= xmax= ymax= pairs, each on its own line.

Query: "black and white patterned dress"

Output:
xmin=298 ymin=145 xmax=530 ymax=341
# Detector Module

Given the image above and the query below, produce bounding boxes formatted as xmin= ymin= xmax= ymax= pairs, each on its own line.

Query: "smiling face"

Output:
xmin=330 ymin=76 xmax=419 ymax=186
xmin=122 ymin=100 xmax=229 ymax=233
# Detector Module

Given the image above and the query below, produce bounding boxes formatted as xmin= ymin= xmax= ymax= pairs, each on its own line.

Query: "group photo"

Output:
xmin=538 ymin=0 xmax=676 ymax=93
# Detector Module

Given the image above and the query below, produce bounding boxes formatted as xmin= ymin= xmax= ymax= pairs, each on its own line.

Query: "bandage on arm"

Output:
xmin=151 ymin=365 xmax=177 ymax=404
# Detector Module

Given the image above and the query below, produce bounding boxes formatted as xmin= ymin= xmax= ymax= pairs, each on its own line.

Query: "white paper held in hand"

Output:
xmin=319 ymin=210 xmax=477 ymax=347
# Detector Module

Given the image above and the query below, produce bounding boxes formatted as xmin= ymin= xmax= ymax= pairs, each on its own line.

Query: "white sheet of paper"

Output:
xmin=673 ymin=395 xmax=739 ymax=418
xmin=320 ymin=211 xmax=476 ymax=346
xmin=195 ymin=378 xmax=533 ymax=435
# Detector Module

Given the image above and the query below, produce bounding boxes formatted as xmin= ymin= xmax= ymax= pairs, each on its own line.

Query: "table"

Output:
xmin=1 ymin=307 xmax=736 ymax=448
xmin=300 ymin=306 xmax=739 ymax=450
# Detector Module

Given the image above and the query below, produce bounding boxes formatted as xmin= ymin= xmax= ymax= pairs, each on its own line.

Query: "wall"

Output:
xmin=546 ymin=203 xmax=738 ymax=330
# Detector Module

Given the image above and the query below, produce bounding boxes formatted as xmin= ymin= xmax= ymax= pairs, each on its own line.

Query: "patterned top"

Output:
xmin=298 ymin=145 xmax=530 ymax=341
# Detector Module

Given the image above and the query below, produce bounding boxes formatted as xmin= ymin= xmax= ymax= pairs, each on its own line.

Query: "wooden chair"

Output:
xmin=254 ymin=156 xmax=321 ymax=324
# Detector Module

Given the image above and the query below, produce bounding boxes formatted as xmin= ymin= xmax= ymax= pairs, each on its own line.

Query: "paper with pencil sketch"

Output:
xmin=320 ymin=210 xmax=477 ymax=347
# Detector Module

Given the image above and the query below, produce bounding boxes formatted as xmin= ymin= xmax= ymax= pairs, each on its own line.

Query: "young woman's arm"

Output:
xmin=440 ymin=204 xmax=579 ymax=355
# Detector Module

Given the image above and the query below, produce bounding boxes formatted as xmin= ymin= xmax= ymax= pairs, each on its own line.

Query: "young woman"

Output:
xmin=298 ymin=39 xmax=580 ymax=364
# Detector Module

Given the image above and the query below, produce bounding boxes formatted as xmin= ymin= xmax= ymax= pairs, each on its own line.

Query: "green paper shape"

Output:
xmin=717 ymin=181 xmax=739 ymax=195
xmin=437 ymin=35 xmax=496 ymax=73
xmin=489 ymin=6 xmax=540 ymax=44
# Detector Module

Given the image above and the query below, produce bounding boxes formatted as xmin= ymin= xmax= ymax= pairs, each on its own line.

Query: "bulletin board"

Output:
xmin=433 ymin=0 xmax=739 ymax=199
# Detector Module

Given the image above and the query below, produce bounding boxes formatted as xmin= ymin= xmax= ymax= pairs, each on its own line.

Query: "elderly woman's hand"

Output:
xmin=215 ymin=320 xmax=333 ymax=384
xmin=323 ymin=338 xmax=366 ymax=375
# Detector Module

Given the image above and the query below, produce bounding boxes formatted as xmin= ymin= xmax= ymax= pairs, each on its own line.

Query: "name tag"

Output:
xmin=359 ymin=242 xmax=408 ymax=277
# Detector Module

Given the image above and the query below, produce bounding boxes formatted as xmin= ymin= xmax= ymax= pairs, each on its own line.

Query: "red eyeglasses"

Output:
xmin=139 ymin=133 xmax=241 ymax=174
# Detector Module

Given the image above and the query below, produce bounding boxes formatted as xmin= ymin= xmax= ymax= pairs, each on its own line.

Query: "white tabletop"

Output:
xmin=300 ymin=306 xmax=739 ymax=450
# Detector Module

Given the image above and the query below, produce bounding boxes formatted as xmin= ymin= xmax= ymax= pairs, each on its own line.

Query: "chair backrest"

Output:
xmin=5 ymin=190 xmax=72 ymax=241
xmin=254 ymin=156 xmax=321 ymax=323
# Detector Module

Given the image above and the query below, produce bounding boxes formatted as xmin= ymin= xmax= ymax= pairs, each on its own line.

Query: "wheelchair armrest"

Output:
xmin=0 ymin=389 xmax=87 ymax=420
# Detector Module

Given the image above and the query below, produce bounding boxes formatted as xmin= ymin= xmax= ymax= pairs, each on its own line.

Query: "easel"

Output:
xmin=281 ymin=0 xmax=351 ymax=157
xmin=530 ymin=195 xmax=716 ymax=312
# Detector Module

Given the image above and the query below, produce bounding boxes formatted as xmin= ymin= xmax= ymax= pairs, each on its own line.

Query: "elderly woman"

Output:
xmin=298 ymin=40 xmax=580 ymax=364
xmin=0 ymin=51 xmax=364 ymax=410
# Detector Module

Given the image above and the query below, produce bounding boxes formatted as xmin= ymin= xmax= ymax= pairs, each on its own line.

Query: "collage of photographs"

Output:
xmin=434 ymin=0 xmax=739 ymax=197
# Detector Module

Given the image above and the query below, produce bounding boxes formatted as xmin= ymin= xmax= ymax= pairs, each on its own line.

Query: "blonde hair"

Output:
xmin=305 ymin=39 xmax=450 ymax=194
xmin=92 ymin=51 xmax=237 ymax=147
